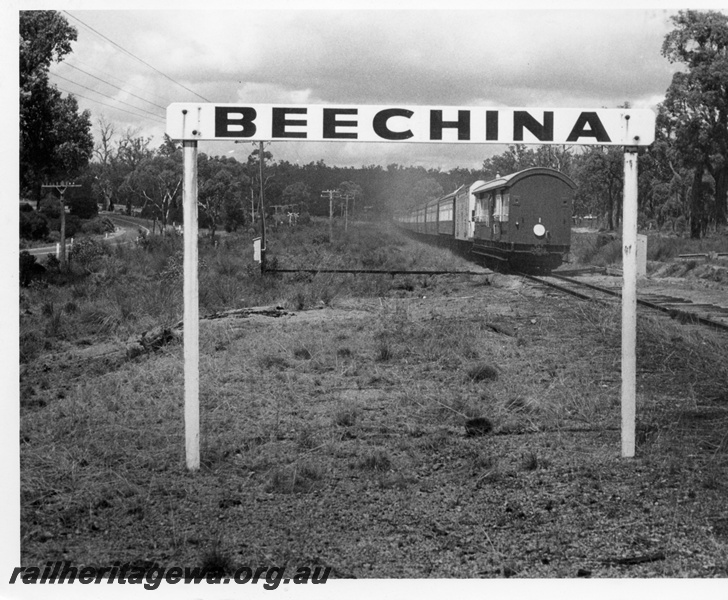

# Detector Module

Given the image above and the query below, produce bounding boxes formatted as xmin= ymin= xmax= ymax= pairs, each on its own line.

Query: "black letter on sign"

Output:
xmin=215 ymin=107 xmax=257 ymax=138
xmin=486 ymin=111 xmax=499 ymax=141
xmin=430 ymin=110 xmax=470 ymax=140
xmin=272 ymin=107 xmax=307 ymax=138
xmin=323 ymin=108 xmax=358 ymax=139
xmin=513 ymin=111 xmax=554 ymax=142
xmin=373 ymin=108 xmax=414 ymax=140
xmin=566 ymin=112 xmax=611 ymax=143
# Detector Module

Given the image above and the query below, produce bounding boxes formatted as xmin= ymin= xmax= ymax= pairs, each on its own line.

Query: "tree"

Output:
xmin=117 ymin=130 xmax=153 ymax=215
xmin=572 ymin=147 xmax=623 ymax=230
xmin=19 ymin=11 xmax=94 ymax=204
xmin=123 ymin=152 xmax=182 ymax=232
xmin=92 ymin=116 xmax=120 ymax=211
xmin=282 ymin=181 xmax=312 ymax=213
xmin=661 ymin=9 xmax=728 ymax=236
xmin=199 ymin=163 xmax=238 ymax=243
xmin=482 ymin=145 xmax=535 ymax=180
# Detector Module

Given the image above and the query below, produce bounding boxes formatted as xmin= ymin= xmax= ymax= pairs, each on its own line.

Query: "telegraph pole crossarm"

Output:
xmin=41 ymin=181 xmax=81 ymax=271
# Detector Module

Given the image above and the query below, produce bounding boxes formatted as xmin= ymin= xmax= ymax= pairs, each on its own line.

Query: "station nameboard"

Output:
xmin=166 ymin=103 xmax=655 ymax=146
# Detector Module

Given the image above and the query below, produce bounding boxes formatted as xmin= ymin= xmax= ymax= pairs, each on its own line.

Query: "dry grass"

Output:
xmin=18 ymin=220 xmax=728 ymax=577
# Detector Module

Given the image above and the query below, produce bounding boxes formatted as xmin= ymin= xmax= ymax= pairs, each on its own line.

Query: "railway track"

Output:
xmin=521 ymin=272 xmax=728 ymax=333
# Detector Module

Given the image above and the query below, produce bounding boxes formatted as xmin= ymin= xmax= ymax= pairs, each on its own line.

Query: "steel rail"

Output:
xmin=523 ymin=272 xmax=728 ymax=333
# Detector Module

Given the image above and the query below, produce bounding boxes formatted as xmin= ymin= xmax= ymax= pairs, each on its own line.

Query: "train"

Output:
xmin=394 ymin=167 xmax=576 ymax=273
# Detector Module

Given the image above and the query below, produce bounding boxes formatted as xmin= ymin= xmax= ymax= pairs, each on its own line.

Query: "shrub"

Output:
xmin=81 ymin=217 xmax=115 ymax=235
xmin=70 ymin=238 xmax=110 ymax=274
xmin=19 ymin=251 xmax=45 ymax=287
xmin=19 ymin=329 xmax=45 ymax=362
xmin=48 ymin=215 xmax=82 ymax=238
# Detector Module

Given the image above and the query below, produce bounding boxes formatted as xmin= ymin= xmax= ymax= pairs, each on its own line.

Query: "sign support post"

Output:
xmin=183 ymin=139 xmax=200 ymax=471
xmin=621 ymin=148 xmax=638 ymax=458
xmin=258 ymin=141 xmax=267 ymax=273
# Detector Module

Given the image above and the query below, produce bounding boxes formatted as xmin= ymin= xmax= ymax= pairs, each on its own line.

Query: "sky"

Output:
xmin=18 ymin=4 xmax=709 ymax=171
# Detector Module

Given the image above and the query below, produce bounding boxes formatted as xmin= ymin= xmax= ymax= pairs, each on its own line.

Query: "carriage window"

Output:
xmin=474 ymin=195 xmax=489 ymax=225
xmin=494 ymin=193 xmax=509 ymax=222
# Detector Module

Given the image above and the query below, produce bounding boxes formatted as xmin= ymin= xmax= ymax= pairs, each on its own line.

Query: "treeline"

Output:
xmin=20 ymin=10 xmax=728 ymax=240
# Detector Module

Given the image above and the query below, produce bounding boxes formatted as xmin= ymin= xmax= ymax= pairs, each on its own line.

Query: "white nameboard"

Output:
xmin=167 ymin=103 xmax=655 ymax=146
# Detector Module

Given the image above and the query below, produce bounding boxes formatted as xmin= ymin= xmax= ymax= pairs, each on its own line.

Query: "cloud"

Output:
xmin=107 ymin=9 xmax=677 ymax=108
xmin=56 ymin=8 xmax=686 ymax=167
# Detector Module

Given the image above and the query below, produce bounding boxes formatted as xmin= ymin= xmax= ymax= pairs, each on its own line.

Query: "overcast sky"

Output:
xmin=18 ymin=4 xmax=728 ymax=170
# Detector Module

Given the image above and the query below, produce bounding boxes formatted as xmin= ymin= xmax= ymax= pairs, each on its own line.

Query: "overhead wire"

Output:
xmin=53 ymin=84 xmax=166 ymax=124
xmin=63 ymin=10 xmax=211 ymax=103
xmin=50 ymin=72 xmax=166 ymax=121
xmin=66 ymin=55 xmax=173 ymax=105
xmin=58 ymin=62 xmax=168 ymax=111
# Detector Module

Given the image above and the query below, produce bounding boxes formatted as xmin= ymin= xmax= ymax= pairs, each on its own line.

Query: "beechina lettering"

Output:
xmin=166 ymin=104 xmax=655 ymax=146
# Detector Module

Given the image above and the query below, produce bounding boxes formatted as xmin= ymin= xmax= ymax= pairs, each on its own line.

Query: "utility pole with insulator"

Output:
xmin=322 ymin=190 xmax=339 ymax=243
xmin=41 ymin=182 xmax=81 ymax=271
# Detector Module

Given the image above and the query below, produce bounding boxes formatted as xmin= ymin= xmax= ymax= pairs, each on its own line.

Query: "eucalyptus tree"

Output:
xmin=661 ymin=9 xmax=728 ymax=236
xmin=19 ymin=10 xmax=93 ymax=205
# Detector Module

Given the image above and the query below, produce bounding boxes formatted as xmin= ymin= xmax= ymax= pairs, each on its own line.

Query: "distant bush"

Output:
xmin=48 ymin=215 xmax=82 ymax=238
xmin=68 ymin=195 xmax=98 ymax=220
xmin=19 ymin=210 xmax=49 ymax=240
xmin=81 ymin=217 xmax=115 ymax=235
xmin=20 ymin=251 xmax=45 ymax=287
xmin=39 ymin=197 xmax=61 ymax=219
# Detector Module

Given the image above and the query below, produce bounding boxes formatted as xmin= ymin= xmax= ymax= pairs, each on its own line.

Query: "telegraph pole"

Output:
xmin=322 ymin=190 xmax=339 ymax=243
xmin=41 ymin=182 xmax=81 ymax=271
xmin=344 ymin=194 xmax=352 ymax=232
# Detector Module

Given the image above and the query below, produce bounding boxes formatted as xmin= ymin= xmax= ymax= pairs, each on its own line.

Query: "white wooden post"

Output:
xmin=183 ymin=140 xmax=200 ymax=471
xmin=621 ymin=149 xmax=638 ymax=458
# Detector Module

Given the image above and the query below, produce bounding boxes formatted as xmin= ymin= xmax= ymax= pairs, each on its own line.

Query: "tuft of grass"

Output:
xmin=199 ymin=545 xmax=235 ymax=576
xmin=258 ymin=354 xmax=290 ymax=370
xmin=356 ymin=449 xmax=392 ymax=472
xmin=293 ymin=347 xmax=312 ymax=360
xmin=334 ymin=407 xmax=358 ymax=427
xmin=466 ymin=363 xmax=499 ymax=382
xmin=266 ymin=464 xmax=322 ymax=494
xmin=464 ymin=417 xmax=493 ymax=436
xmin=521 ymin=451 xmax=548 ymax=471
xmin=375 ymin=340 xmax=394 ymax=362
xmin=296 ymin=428 xmax=320 ymax=450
